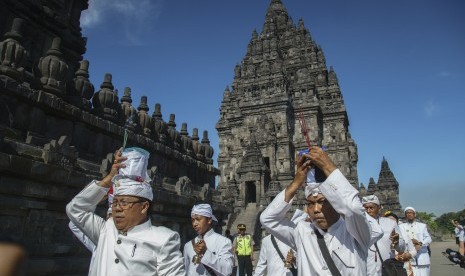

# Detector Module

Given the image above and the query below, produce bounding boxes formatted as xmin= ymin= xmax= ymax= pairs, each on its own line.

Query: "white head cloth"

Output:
xmin=362 ymin=195 xmax=380 ymax=206
xmin=191 ymin=203 xmax=218 ymax=222
xmin=113 ymin=147 xmax=153 ymax=201
xmin=304 ymin=168 xmax=322 ymax=198
xmin=114 ymin=178 xmax=153 ymax=201
xmin=116 ymin=147 xmax=152 ymax=182
xmin=107 ymin=188 xmax=114 ymax=214
xmin=291 ymin=209 xmax=308 ymax=224
xmin=404 ymin=206 xmax=416 ymax=214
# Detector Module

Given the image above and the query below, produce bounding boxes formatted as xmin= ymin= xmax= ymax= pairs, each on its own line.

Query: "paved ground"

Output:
xmin=246 ymin=240 xmax=465 ymax=275
xmin=430 ymin=240 xmax=464 ymax=275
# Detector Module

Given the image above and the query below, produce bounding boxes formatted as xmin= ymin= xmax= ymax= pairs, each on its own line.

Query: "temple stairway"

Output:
xmin=230 ymin=203 xmax=259 ymax=236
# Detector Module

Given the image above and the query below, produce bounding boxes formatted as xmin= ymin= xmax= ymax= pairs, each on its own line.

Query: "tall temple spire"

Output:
xmin=378 ymin=157 xmax=399 ymax=187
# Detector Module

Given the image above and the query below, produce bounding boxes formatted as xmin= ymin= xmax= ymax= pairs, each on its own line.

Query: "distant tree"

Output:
xmin=416 ymin=212 xmax=438 ymax=232
xmin=435 ymin=212 xmax=457 ymax=233
xmin=434 ymin=209 xmax=465 ymax=234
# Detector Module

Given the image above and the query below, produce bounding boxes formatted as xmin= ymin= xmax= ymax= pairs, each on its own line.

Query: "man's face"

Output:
xmin=238 ymin=228 xmax=246 ymax=235
xmin=191 ymin=214 xmax=212 ymax=236
xmin=112 ymin=195 xmax=149 ymax=232
xmin=306 ymin=193 xmax=339 ymax=230
xmin=405 ymin=210 xmax=416 ymax=222
xmin=363 ymin=203 xmax=381 ymax=218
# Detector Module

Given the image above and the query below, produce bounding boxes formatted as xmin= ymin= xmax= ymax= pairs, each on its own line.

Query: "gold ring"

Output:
xmin=113 ymin=160 xmax=118 ymax=164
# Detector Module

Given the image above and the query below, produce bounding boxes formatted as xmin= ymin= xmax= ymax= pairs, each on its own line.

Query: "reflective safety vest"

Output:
xmin=236 ymin=234 xmax=252 ymax=256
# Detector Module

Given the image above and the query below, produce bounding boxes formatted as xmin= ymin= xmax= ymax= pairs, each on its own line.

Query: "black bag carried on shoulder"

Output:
xmin=374 ymin=243 xmax=407 ymax=276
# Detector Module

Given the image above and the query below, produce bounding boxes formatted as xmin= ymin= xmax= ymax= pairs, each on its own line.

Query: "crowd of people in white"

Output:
xmin=65 ymin=146 xmax=434 ymax=276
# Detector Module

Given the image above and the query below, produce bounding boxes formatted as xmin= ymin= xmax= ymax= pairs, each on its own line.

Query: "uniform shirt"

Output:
xmin=183 ymin=228 xmax=233 ymax=276
xmin=66 ymin=181 xmax=185 ymax=276
xmin=253 ymin=235 xmax=296 ymax=276
xmin=260 ymin=169 xmax=383 ymax=276
xmin=367 ymin=217 xmax=406 ymax=276
xmin=233 ymin=234 xmax=255 ymax=256
xmin=399 ymin=221 xmax=432 ymax=266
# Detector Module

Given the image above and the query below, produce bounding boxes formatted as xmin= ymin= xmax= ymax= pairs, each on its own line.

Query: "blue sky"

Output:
xmin=80 ymin=0 xmax=465 ymax=216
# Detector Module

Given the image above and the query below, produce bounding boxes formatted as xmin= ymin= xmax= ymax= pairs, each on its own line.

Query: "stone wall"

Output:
xmin=0 ymin=0 xmax=231 ymax=274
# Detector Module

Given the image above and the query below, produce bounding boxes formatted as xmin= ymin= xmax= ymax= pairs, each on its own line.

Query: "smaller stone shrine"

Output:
xmin=359 ymin=157 xmax=402 ymax=215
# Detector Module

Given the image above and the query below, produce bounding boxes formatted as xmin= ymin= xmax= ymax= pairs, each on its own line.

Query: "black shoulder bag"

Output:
xmin=314 ymin=229 xmax=342 ymax=276
xmin=374 ymin=242 xmax=407 ymax=276
xmin=270 ymin=235 xmax=297 ymax=276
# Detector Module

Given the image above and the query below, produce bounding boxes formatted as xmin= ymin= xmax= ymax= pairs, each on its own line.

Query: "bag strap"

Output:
xmin=314 ymin=229 xmax=342 ymax=276
xmin=270 ymin=235 xmax=286 ymax=261
xmin=270 ymin=235 xmax=297 ymax=276
xmin=374 ymin=242 xmax=384 ymax=263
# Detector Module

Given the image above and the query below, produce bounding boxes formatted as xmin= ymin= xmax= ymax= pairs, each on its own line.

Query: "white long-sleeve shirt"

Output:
xmin=367 ymin=217 xmax=406 ymax=276
xmin=399 ymin=221 xmax=432 ymax=266
xmin=66 ymin=181 xmax=185 ymax=276
xmin=253 ymin=234 xmax=295 ymax=276
xmin=260 ymin=169 xmax=383 ymax=276
xmin=183 ymin=228 xmax=234 ymax=276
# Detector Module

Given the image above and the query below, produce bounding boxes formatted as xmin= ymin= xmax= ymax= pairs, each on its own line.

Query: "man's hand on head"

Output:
xmin=99 ymin=148 xmax=127 ymax=188
xmin=307 ymin=146 xmax=336 ymax=177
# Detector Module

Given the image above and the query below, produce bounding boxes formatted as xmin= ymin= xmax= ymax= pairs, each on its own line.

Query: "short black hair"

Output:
xmin=384 ymin=211 xmax=399 ymax=222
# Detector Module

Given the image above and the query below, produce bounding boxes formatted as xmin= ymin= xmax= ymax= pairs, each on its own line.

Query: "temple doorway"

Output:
xmin=246 ymin=181 xmax=256 ymax=203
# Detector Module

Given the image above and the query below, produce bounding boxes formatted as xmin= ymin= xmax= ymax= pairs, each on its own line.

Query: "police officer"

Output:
xmin=233 ymin=224 xmax=254 ymax=276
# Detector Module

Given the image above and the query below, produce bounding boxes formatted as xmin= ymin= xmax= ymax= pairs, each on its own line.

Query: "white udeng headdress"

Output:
xmin=113 ymin=147 xmax=153 ymax=201
xmin=362 ymin=195 xmax=380 ymax=206
xmin=304 ymin=168 xmax=322 ymax=198
xmin=191 ymin=203 xmax=218 ymax=222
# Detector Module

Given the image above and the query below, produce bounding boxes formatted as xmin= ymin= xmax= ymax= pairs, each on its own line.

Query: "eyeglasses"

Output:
xmin=112 ymin=199 xmax=145 ymax=210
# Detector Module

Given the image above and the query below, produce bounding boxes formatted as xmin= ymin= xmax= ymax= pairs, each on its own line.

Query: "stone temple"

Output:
xmin=0 ymin=0 xmax=230 ymax=274
xmin=216 ymin=0 xmax=359 ymax=234
xmin=216 ymin=0 xmax=401 ymax=236
xmin=0 ymin=0 xmax=403 ymax=273
xmin=359 ymin=157 xmax=403 ymax=215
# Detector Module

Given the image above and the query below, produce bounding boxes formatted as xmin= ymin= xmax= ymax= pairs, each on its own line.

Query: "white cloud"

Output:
xmin=423 ymin=99 xmax=436 ymax=118
xmin=80 ymin=0 xmax=162 ymax=45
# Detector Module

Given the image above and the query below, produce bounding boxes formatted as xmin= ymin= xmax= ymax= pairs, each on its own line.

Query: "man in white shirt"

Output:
xmin=260 ymin=146 xmax=383 ymax=276
xmin=184 ymin=203 xmax=234 ymax=276
xmin=254 ymin=210 xmax=307 ymax=276
xmin=399 ymin=206 xmax=432 ymax=276
xmin=66 ymin=147 xmax=185 ymax=275
xmin=362 ymin=195 xmax=405 ymax=275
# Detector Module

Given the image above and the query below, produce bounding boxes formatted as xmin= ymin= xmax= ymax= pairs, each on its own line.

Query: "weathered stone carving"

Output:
xmin=180 ymin=122 xmax=194 ymax=156
xmin=120 ymin=87 xmax=138 ymax=131
xmin=201 ymin=130 xmax=214 ymax=164
xmin=69 ymin=60 xmax=94 ymax=110
xmin=191 ymin=128 xmax=204 ymax=161
xmin=175 ymin=176 xmax=193 ymax=196
xmin=138 ymin=96 xmax=152 ymax=136
xmin=152 ymin=103 xmax=168 ymax=144
xmin=92 ymin=73 xmax=119 ymax=122
xmin=0 ymin=18 xmax=27 ymax=81
xmin=37 ymin=37 xmax=69 ymax=96
xmin=168 ymin=114 xmax=181 ymax=150
xmin=42 ymin=136 xmax=78 ymax=168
